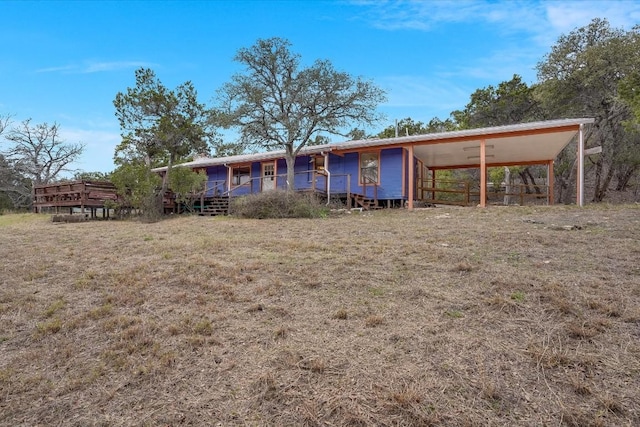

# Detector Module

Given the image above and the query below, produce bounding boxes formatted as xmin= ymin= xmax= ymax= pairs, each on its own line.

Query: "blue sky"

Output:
xmin=1 ymin=0 xmax=639 ymax=174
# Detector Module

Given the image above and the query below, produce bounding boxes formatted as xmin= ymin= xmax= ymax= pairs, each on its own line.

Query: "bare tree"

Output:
xmin=0 ymin=114 xmax=10 ymax=135
xmin=0 ymin=119 xmax=84 ymax=208
xmin=3 ymin=119 xmax=84 ymax=185
xmin=0 ymin=154 xmax=31 ymax=208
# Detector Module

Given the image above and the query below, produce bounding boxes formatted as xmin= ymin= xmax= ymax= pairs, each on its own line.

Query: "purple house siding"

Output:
xmin=205 ymin=165 xmax=227 ymax=196
xmin=378 ymin=148 xmax=404 ymax=200
xmin=327 ymin=148 xmax=405 ymax=200
xmin=326 ymin=153 xmax=347 ymax=194
xmin=200 ymin=147 xmax=409 ymax=201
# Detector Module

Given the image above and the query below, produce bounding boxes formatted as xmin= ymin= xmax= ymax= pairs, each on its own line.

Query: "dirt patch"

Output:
xmin=1 ymin=205 xmax=639 ymax=425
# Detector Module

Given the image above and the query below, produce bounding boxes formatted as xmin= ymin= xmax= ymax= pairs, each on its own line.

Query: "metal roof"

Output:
xmin=154 ymin=118 xmax=594 ymax=171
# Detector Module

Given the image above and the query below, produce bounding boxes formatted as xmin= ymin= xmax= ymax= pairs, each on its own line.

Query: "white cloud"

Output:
xmin=354 ymin=0 xmax=546 ymax=34
xmin=353 ymin=0 xmax=639 ymax=47
xmin=82 ymin=61 xmax=154 ymax=73
xmin=35 ymin=65 xmax=76 ymax=73
xmin=36 ymin=60 xmax=156 ymax=74
xmin=546 ymin=1 xmax=640 ymax=34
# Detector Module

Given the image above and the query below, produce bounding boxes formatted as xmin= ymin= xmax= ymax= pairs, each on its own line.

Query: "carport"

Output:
xmin=399 ymin=118 xmax=594 ymax=209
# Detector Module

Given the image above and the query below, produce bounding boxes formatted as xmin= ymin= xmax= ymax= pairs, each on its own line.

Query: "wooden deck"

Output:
xmin=33 ymin=180 xmax=121 ymax=218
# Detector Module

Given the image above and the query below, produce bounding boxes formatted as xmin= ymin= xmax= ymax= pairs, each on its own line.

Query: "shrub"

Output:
xmin=229 ymin=190 xmax=329 ymax=219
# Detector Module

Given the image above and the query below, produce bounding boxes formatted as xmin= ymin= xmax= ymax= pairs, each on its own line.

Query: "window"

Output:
xmin=360 ymin=152 xmax=379 ymax=184
xmin=232 ymin=166 xmax=251 ymax=186
xmin=314 ymin=156 xmax=325 ymax=174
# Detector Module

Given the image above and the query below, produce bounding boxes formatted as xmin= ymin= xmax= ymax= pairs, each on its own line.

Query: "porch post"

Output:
xmin=480 ymin=139 xmax=487 ymax=208
xmin=548 ymin=160 xmax=554 ymax=205
xmin=324 ymin=152 xmax=330 ymax=204
xmin=407 ymin=145 xmax=414 ymax=211
xmin=577 ymin=124 xmax=584 ymax=207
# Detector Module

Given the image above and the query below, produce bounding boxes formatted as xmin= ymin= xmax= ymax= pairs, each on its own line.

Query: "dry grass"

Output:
xmin=1 ymin=204 xmax=639 ymax=426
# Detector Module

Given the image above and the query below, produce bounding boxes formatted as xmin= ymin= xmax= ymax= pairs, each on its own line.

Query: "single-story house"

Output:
xmin=155 ymin=118 xmax=594 ymax=211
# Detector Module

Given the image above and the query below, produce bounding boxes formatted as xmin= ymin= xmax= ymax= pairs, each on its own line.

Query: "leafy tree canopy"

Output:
xmin=113 ymin=68 xmax=217 ymax=217
xmin=215 ymin=37 xmax=386 ymax=190
xmin=451 ymin=74 xmax=543 ymax=129
xmin=536 ymin=18 xmax=640 ymax=201
xmin=113 ymin=67 xmax=215 ymax=173
xmin=73 ymin=171 xmax=111 ymax=182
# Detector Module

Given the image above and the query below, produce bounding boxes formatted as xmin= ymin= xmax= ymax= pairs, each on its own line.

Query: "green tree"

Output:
xmin=378 ymin=117 xmax=459 ymax=139
xmin=211 ymin=141 xmax=245 ymax=157
xmin=449 ymin=75 xmax=546 ymax=196
xmin=168 ymin=167 xmax=207 ymax=211
xmin=536 ymin=19 xmax=640 ymax=202
xmin=73 ymin=171 xmax=111 ymax=181
xmin=424 ymin=117 xmax=459 ymax=133
xmin=452 ymin=75 xmax=543 ymax=129
xmin=346 ymin=128 xmax=369 ymax=140
xmin=308 ymin=135 xmax=331 ymax=146
xmin=110 ymin=162 xmax=162 ymax=218
xmin=377 ymin=118 xmax=428 ymax=139
xmin=113 ymin=68 xmax=215 ymax=216
xmin=216 ymin=37 xmax=386 ymax=191
xmin=619 ymin=70 xmax=640 ymax=122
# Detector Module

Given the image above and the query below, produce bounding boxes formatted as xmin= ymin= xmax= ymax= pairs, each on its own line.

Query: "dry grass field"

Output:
xmin=1 ymin=205 xmax=639 ymax=426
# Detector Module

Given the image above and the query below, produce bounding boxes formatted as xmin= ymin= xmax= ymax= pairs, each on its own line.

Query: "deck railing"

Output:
xmin=223 ymin=170 xmax=333 ymax=197
xmin=418 ymin=178 xmax=550 ymax=206
xmin=359 ymin=170 xmax=378 ymax=203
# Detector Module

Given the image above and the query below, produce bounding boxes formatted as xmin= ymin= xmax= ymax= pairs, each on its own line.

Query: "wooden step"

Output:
xmin=198 ymin=197 xmax=230 ymax=216
xmin=353 ymin=194 xmax=379 ymax=210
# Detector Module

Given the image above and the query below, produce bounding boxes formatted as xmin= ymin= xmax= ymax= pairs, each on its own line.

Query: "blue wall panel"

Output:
xmin=325 ymin=148 xmax=405 ymax=199
xmin=205 ymin=165 xmax=227 ymax=196
xmin=379 ymin=148 xmax=404 ymax=199
xmin=203 ymin=147 xmax=407 ymax=200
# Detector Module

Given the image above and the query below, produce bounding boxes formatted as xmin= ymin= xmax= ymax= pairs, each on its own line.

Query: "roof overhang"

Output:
xmin=331 ymin=118 xmax=594 ymax=169
xmin=153 ymin=118 xmax=594 ymax=172
xmin=412 ymin=125 xmax=584 ymax=169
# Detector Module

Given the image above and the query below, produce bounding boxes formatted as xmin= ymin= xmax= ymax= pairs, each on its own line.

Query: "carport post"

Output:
xmin=407 ymin=145 xmax=414 ymax=211
xmin=480 ymin=139 xmax=487 ymax=208
xmin=548 ymin=160 xmax=554 ymax=205
xmin=577 ymin=124 xmax=585 ymax=207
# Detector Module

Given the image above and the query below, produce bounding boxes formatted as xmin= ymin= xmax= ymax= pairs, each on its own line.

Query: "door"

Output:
xmin=262 ymin=162 xmax=275 ymax=191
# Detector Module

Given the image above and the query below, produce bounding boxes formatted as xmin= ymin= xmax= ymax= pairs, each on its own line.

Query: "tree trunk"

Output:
xmin=615 ymin=164 xmax=638 ymax=191
xmin=285 ymin=153 xmax=295 ymax=193
xmin=593 ymin=160 xmax=615 ymax=202
xmin=561 ymin=158 xmax=578 ymax=205
xmin=518 ymin=170 xmax=531 ymax=194
xmin=161 ymin=156 xmax=173 ymax=196
xmin=525 ymin=167 xmax=542 ymax=194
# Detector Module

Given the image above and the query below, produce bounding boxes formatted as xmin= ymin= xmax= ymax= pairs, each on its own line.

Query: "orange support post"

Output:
xmin=548 ymin=160 xmax=554 ymax=205
xmin=479 ymin=139 xmax=487 ymax=208
xmin=408 ymin=145 xmax=414 ymax=211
